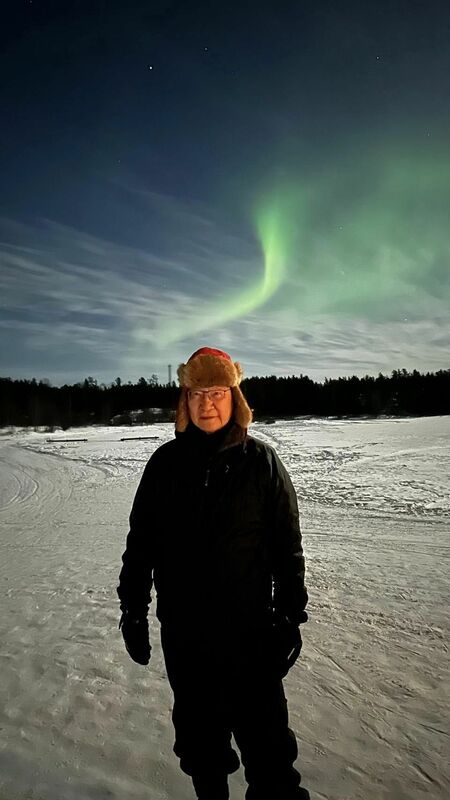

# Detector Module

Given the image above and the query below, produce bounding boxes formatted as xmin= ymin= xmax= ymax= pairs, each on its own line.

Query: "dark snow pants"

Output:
xmin=160 ymin=626 xmax=304 ymax=800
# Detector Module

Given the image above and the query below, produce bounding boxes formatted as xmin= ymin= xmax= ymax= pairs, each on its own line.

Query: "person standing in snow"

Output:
xmin=117 ymin=346 xmax=309 ymax=800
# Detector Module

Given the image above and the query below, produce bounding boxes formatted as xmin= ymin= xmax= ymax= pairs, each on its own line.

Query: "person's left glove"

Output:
xmin=119 ymin=610 xmax=151 ymax=665
xmin=271 ymin=611 xmax=307 ymax=678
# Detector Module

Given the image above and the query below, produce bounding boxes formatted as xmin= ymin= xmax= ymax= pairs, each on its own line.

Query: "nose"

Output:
xmin=199 ymin=393 xmax=214 ymax=409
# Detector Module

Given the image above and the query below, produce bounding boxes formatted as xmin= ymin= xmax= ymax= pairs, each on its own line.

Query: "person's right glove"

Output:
xmin=119 ymin=610 xmax=151 ymax=665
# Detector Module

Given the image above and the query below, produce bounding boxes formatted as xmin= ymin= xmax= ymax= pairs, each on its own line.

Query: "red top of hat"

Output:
xmin=188 ymin=347 xmax=232 ymax=362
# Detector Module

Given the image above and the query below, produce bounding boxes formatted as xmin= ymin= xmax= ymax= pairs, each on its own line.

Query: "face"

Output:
xmin=187 ymin=385 xmax=233 ymax=433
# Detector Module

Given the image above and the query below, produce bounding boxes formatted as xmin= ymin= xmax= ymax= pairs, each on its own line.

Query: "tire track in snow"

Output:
xmin=0 ymin=443 xmax=102 ymax=525
xmin=0 ymin=447 xmax=39 ymax=511
xmin=18 ymin=442 xmax=115 ymax=479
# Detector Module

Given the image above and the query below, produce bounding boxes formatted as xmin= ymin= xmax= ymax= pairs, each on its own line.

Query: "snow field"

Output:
xmin=0 ymin=416 xmax=449 ymax=799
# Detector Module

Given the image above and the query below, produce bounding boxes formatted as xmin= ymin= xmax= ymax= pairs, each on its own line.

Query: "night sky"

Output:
xmin=1 ymin=0 xmax=449 ymax=384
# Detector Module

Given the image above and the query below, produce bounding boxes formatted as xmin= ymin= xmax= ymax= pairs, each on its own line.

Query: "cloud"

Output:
xmin=1 ymin=195 xmax=449 ymax=384
xmin=0 ymin=210 xmax=259 ymax=379
xmin=188 ymin=308 xmax=450 ymax=381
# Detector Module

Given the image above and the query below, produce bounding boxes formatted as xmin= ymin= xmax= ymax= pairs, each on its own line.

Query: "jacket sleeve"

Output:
xmin=117 ymin=453 xmax=160 ymax=616
xmin=267 ymin=447 xmax=308 ymax=625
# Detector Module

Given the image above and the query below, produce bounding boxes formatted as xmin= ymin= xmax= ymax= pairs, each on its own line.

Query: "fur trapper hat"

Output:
xmin=175 ymin=346 xmax=253 ymax=432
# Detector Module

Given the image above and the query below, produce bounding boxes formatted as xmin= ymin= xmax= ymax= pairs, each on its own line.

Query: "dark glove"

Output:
xmin=119 ymin=610 xmax=151 ymax=665
xmin=271 ymin=611 xmax=307 ymax=678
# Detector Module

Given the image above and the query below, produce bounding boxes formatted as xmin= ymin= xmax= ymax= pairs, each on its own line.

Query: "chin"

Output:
xmin=198 ymin=419 xmax=221 ymax=432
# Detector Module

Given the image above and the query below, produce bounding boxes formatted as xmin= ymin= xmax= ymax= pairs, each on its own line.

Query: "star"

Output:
xmin=147 ymin=64 xmax=154 ymax=70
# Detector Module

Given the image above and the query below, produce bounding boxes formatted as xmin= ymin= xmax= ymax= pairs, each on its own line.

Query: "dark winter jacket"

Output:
xmin=117 ymin=420 xmax=308 ymax=634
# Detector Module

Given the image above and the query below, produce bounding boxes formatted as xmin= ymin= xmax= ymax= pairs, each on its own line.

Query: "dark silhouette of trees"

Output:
xmin=242 ymin=369 xmax=449 ymax=419
xmin=0 ymin=369 xmax=448 ymax=429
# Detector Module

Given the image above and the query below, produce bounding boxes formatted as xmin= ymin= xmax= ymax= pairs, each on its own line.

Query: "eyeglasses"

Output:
xmin=187 ymin=388 xmax=231 ymax=402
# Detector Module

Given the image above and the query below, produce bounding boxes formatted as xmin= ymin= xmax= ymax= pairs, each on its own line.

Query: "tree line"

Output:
xmin=0 ymin=368 xmax=448 ymax=429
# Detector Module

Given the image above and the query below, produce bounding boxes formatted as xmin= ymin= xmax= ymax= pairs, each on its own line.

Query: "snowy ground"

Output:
xmin=0 ymin=416 xmax=449 ymax=800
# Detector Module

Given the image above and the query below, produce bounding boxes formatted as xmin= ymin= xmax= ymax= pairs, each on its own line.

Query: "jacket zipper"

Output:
xmin=204 ymin=468 xmax=210 ymax=487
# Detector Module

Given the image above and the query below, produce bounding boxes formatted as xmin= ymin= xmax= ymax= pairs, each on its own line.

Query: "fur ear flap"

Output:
xmin=175 ymin=388 xmax=190 ymax=432
xmin=231 ymin=385 xmax=253 ymax=428
xmin=234 ymin=362 xmax=244 ymax=383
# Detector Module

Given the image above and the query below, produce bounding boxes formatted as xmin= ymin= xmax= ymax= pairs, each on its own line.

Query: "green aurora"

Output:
xmin=152 ymin=145 xmax=450 ymax=347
